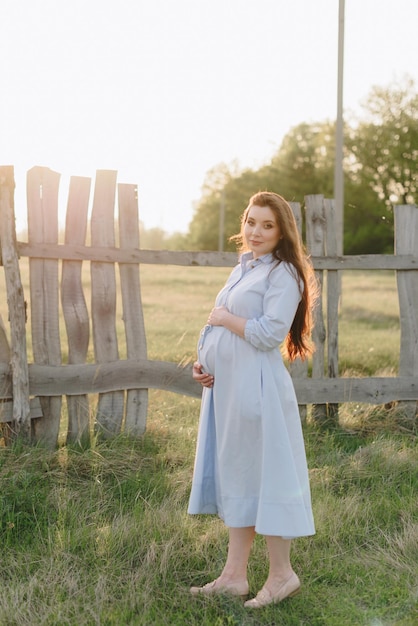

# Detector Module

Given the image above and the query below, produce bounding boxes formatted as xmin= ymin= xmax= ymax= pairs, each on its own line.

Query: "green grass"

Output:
xmin=338 ymin=271 xmax=400 ymax=376
xmin=0 ymin=266 xmax=417 ymax=624
xmin=0 ymin=408 xmax=416 ymax=625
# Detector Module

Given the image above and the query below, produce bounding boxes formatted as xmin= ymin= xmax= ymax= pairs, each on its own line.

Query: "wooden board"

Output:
xmin=27 ymin=166 xmax=62 ymax=447
xmin=90 ymin=170 xmax=124 ymax=437
xmin=16 ymin=242 xmax=418 ymax=271
xmin=0 ymin=166 xmax=31 ymax=439
xmin=325 ymin=198 xmax=340 ymax=421
xmin=118 ymin=183 xmax=148 ymax=435
xmin=1 ymin=360 xmax=417 ymax=405
xmin=61 ymin=176 xmax=91 ymax=445
xmin=288 ymin=202 xmax=308 ymax=422
xmin=305 ymin=195 xmax=328 ymax=422
xmin=395 ymin=204 xmax=418 ymax=421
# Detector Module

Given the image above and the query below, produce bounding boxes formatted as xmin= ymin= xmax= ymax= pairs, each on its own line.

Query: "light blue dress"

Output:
xmin=188 ymin=252 xmax=315 ymax=538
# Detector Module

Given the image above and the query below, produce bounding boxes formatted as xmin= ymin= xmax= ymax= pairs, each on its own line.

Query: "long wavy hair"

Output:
xmin=231 ymin=191 xmax=317 ymax=361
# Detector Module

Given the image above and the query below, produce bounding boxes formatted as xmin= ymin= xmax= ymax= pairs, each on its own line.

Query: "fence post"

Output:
xmin=27 ymin=166 xmax=62 ymax=447
xmin=324 ymin=198 xmax=339 ymax=423
xmin=395 ymin=204 xmax=418 ymax=424
xmin=289 ymin=202 xmax=308 ymax=422
xmin=61 ymin=176 xmax=92 ymax=446
xmin=0 ymin=166 xmax=31 ymax=441
xmin=118 ymin=183 xmax=148 ymax=435
xmin=305 ymin=195 xmax=328 ymax=424
xmin=91 ymin=170 xmax=125 ymax=438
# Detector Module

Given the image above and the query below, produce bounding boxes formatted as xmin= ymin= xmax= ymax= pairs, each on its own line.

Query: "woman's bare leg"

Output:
xmin=190 ymin=526 xmax=255 ymax=596
xmin=218 ymin=526 xmax=256 ymax=584
xmin=264 ymin=535 xmax=293 ymax=583
xmin=244 ymin=536 xmax=300 ymax=608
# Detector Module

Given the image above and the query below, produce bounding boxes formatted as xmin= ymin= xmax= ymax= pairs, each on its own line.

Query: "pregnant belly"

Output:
xmin=197 ymin=325 xmax=229 ymax=375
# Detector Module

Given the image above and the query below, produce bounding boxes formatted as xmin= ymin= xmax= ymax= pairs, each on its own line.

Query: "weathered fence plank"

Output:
xmin=395 ymin=204 xmax=418 ymax=422
xmin=288 ymin=202 xmax=308 ymax=421
xmin=61 ymin=176 xmax=91 ymax=446
xmin=118 ymin=183 xmax=148 ymax=435
xmin=0 ymin=398 xmax=43 ymax=422
xmin=0 ymin=183 xmax=14 ymax=444
xmin=0 ymin=166 xmax=31 ymax=441
xmin=0 ymin=360 xmax=197 ymax=402
xmin=15 ymin=242 xmax=418 ymax=271
xmin=310 ymin=255 xmax=418 ymax=270
xmin=91 ymin=170 xmax=124 ymax=437
xmin=16 ymin=243 xmax=239 ymax=266
xmin=324 ymin=198 xmax=339 ymax=421
xmin=27 ymin=166 xmax=62 ymax=447
xmin=0 ymin=360 xmax=417 ymax=406
xmin=305 ymin=195 xmax=328 ymax=423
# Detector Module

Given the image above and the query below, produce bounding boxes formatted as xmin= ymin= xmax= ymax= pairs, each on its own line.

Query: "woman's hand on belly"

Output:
xmin=207 ymin=306 xmax=247 ymax=339
xmin=192 ymin=361 xmax=214 ymax=388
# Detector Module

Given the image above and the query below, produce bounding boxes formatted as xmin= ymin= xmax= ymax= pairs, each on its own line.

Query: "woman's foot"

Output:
xmin=244 ymin=572 xmax=300 ymax=608
xmin=190 ymin=577 xmax=249 ymax=598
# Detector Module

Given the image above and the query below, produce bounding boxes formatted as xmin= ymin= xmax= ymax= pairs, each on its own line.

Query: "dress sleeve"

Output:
xmin=244 ymin=263 xmax=302 ymax=351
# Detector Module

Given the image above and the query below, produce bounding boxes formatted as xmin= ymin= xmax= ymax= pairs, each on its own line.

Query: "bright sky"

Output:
xmin=1 ymin=0 xmax=418 ymax=235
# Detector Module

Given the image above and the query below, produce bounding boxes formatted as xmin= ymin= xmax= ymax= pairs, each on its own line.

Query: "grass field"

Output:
xmin=0 ymin=265 xmax=417 ymax=625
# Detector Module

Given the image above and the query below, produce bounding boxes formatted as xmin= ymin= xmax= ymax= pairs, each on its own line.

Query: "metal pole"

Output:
xmin=334 ymin=0 xmax=345 ymax=254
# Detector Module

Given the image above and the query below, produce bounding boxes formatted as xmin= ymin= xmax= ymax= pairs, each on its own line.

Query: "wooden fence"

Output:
xmin=0 ymin=165 xmax=417 ymax=447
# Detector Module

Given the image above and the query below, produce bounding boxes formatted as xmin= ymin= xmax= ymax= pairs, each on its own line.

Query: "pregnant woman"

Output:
xmin=188 ymin=191 xmax=317 ymax=609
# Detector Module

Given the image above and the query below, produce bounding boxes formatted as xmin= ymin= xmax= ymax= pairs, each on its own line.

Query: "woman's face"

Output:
xmin=244 ymin=204 xmax=281 ymax=258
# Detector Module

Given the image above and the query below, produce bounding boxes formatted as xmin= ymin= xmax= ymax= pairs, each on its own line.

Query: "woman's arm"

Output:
xmin=244 ymin=267 xmax=301 ymax=350
xmin=208 ymin=264 xmax=302 ymax=350
xmin=207 ymin=306 xmax=247 ymax=338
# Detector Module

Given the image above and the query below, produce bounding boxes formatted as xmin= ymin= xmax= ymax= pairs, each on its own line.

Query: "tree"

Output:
xmin=348 ymin=77 xmax=418 ymax=207
xmin=139 ymin=224 xmax=189 ymax=250
xmin=187 ymin=122 xmax=340 ymax=251
xmin=187 ymin=170 xmax=230 ymax=250
xmin=187 ymin=79 xmax=417 ymax=254
xmin=267 ymin=121 xmax=336 ymax=202
xmin=343 ymin=177 xmax=393 ymax=254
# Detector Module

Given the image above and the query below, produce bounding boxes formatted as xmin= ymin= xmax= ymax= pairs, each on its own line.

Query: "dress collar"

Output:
xmin=240 ymin=252 xmax=275 ymax=267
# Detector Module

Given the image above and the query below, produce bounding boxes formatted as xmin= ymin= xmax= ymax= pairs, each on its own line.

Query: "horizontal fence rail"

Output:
xmin=15 ymin=243 xmax=418 ymax=270
xmin=0 ymin=361 xmax=417 ymax=424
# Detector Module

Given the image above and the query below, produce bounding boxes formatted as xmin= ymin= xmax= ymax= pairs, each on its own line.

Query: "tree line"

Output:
xmin=142 ymin=77 xmax=417 ymax=254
